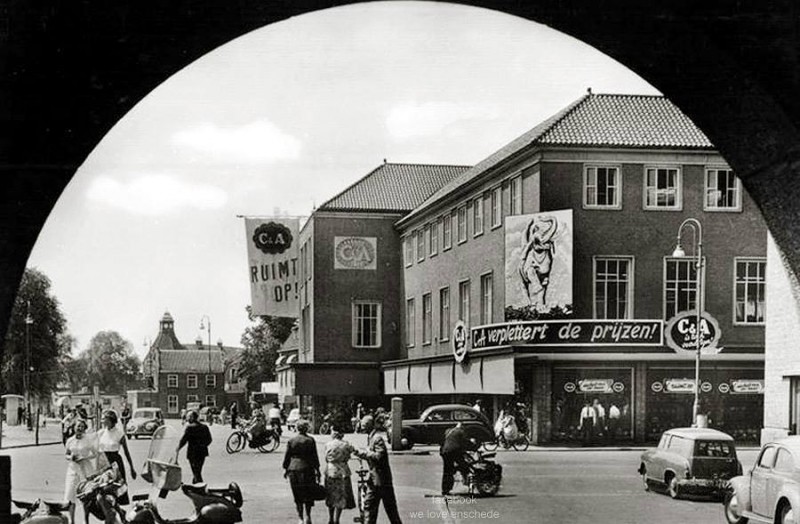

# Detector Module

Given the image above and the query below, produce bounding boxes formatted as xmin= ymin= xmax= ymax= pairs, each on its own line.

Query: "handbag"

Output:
xmin=310 ymin=481 xmax=327 ymax=501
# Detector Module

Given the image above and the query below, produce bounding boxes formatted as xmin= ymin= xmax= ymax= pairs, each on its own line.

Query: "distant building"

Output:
xmin=135 ymin=311 xmax=246 ymax=417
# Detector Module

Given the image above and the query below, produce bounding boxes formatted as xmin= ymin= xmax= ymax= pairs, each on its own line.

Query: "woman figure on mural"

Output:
xmin=518 ymin=215 xmax=559 ymax=307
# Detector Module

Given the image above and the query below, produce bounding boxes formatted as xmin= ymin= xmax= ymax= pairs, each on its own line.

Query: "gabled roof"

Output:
xmin=400 ymin=93 xmax=713 ymax=226
xmin=159 ymin=349 xmax=224 ymax=373
xmin=318 ymin=162 xmax=470 ymax=213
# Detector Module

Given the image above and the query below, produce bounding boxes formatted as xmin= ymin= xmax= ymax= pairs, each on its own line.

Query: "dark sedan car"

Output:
xmin=400 ymin=404 xmax=494 ymax=450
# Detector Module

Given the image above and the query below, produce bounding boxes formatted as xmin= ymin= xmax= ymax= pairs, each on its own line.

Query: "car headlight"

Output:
xmin=145 ymin=422 xmax=156 ymax=431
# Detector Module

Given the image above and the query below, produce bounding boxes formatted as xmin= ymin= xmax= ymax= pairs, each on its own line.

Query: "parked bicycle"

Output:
xmin=225 ymin=420 xmax=279 ymax=454
xmin=352 ymin=457 xmax=369 ymax=523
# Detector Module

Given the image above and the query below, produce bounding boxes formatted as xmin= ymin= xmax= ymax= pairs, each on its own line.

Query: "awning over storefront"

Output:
xmin=294 ymin=363 xmax=380 ymax=396
xmin=384 ymin=353 xmax=514 ymax=395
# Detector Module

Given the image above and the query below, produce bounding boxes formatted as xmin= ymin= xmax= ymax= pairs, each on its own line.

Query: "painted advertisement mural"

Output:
xmin=505 ymin=209 xmax=573 ymax=319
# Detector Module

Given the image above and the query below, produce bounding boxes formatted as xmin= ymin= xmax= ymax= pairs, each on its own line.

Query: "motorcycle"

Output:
xmin=461 ymin=449 xmax=503 ymax=497
xmin=12 ymin=499 xmax=70 ymax=524
xmin=128 ymin=425 xmax=243 ymax=524
xmin=76 ymin=462 xmax=128 ymax=524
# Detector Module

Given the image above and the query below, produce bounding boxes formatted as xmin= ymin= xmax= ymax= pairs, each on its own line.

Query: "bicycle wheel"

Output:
xmin=483 ymin=440 xmax=498 ymax=452
xmin=226 ymin=432 xmax=243 ymax=454
xmin=319 ymin=422 xmax=330 ymax=435
xmin=512 ymin=435 xmax=530 ymax=451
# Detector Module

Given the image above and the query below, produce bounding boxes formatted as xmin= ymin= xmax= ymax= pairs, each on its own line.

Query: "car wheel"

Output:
xmin=512 ymin=435 xmax=530 ymax=451
xmin=400 ymin=436 xmax=414 ymax=450
xmin=667 ymin=475 xmax=681 ymax=499
xmin=723 ymin=493 xmax=748 ymax=524
xmin=779 ymin=501 xmax=796 ymax=524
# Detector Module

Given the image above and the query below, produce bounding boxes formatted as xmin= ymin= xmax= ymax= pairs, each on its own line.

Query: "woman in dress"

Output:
xmin=283 ymin=419 xmax=321 ymax=524
xmin=97 ymin=410 xmax=137 ymax=505
xmin=64 ymin=418 xmax=100 ymax=524
xmin=324 ymin=426 xmax=356 ymax=524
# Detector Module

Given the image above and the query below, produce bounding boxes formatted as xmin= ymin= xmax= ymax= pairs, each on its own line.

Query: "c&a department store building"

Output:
xmin=279 ymin=92 xmax=767 ymax=443
xmin=387 ymin=92 xmax=766 ymax=444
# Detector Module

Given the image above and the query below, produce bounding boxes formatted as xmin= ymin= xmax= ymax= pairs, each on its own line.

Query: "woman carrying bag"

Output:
xmin=283 ymin=419 xmax=321 ymax=524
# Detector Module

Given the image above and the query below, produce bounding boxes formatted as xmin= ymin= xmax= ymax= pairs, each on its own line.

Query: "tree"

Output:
xmin=78 ymin=331 xmax=141 ymax=394
xmin=1 ymin=267 xmax=71 ymax=396
xmin=238 ymin=307 xmax=294 ymax=389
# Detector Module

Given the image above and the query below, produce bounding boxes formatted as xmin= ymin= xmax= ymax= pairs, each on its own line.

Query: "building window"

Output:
xmin=187 ymin=374 xmax=198 ymax=389
xmin=459 ymin=280 xmax=471 ymax=327
xmin=205 ymin=374 xmax=216 ymax=388
xmin=187 ymin=394 xmax=199 ymax=404
xmin=491 ymin=187 xmax=502 ymax=227
xmin=664 ymin=258 xmax=701 ymax=319
xmin=352 ymin=301 xmax=382 ymax=348
xmin=594 ymin=257 xmax=633 ymax=319
xmin=406 ymin=298 xmax=415 ymax=347
xmin=429 ymin=221 xmax=438 ymax=257
xmin=416 ymin=229 xmax=425 ymax=262
xmin=705 ymin=168 xmax=741 ymax=211
xmin=204 ymin=395 xmax=216 ymax=407
xmin=167 ymin=374 xmax=178 ymax=388
xmin=422 ymin=293 xmax=432 ymax=344
xmin=404 ymin=236 xmax=413 ymax=267
xmin=167 ymin=395 xmax=179 ymax=413
xmin=480 ymin=273 xmax=493 ymax=324
xmin=644 ymin=166 xmax=681 ymax=210
xmin=443 ymin=214 xmax=452 ymax=250
xmin=439 ymin=287 xmax=451 ymax=341
xmin=457 ymin=206 xmax=467 ymax=243
xmin=474 ymin=196 xmax=484 ymax=236
xmin=584 ymin=165 xmax=621 ymax=209
xmin=510 ymin=176 xmax=522 ymax=215
xmin=735 ymin=258 xmax=766 ymax=324
xmin=229 ymin=367 xmax=237 ymax=383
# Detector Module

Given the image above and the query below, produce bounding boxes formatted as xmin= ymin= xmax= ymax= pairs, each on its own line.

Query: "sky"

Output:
xmin=26 ymin=1 xmax=660 ymax=360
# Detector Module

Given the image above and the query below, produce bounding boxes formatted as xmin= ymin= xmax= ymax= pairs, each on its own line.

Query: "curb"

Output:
xmin=0 ymin=441 xmax=62 ymax=450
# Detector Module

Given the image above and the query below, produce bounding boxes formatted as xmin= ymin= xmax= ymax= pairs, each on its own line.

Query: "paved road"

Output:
xmin=5 ymin=420 xmax=759 ymax=523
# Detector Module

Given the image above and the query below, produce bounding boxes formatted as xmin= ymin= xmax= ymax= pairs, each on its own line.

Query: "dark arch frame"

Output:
xmin=2 ymin=0 xmax=799 ymax=352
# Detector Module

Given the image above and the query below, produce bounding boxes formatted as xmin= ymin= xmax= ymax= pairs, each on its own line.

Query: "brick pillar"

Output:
xmin=634 ymin=362 xmax=648 ymax=443
xmin=530 ymin=362 xmax=552 ymax=445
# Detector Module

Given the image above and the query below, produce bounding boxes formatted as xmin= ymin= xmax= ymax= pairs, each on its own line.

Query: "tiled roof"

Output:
xmin=401 ymin=93 xmax=713 ymax=225
xmin=318 ymin=163 xmax=471 ymax=213
xmin=278 ymin=329 xmax=299 ymax=354
xmin=159 ymin=349 xmax=224 ymax=373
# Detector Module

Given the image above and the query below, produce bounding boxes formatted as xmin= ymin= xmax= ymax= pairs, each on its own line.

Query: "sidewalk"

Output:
xmin=1 ymin=419 xmax=62 ymax=449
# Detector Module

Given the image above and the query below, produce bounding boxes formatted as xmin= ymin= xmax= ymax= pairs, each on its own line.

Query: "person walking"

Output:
xmin=578 ymin=401 xmax=596 ymax=446
xmin=592 ymin=399 xmax=606 ymax=440
xmin=353 ymin=414 xmax=402 ymax=524
xmin=61 ymin=407 xmax=79 ymax=446
xmin=323 ymin=426 xmax=356 ymax=524
xmin=97 ymin=410 xmax=137 ymax=505
xmin=283 ymin=419 xmax=321 ymax=524
xmin=268 ymin=402 xmax=283 ymax=437
xmin=176 ymin=410 xmax=212 ymax=484
xmin=230 ymin=401 xmax=239 ymax=430
xmin=64 ymin=418 xmax=100 ymax=524
xmin=607 ymin=403 xmax=621 ymax=441
xmin=120 ymin=403 xmax=131 ymax=429
xmin=440 ymin=422 xmax=474 ymax=496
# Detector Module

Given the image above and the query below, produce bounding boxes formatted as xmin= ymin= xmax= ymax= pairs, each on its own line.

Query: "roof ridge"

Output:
xmin=317 ymin=163 xmax=386 ymax=211
xmin=533 ymin=92 xmax=593 ymax=143
xmin=383 ymin=162 xmax=472 ymax=168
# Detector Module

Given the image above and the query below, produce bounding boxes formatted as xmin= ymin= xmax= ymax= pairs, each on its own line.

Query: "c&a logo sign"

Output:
xmin=253 ymin=222 xmax=293 ymax=255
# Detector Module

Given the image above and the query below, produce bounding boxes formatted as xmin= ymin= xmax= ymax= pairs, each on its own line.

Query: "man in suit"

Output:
xmin=353 ymin=414 xmax=403 ymax=524
xmin=440 ymin=422 xmax=476 ymax=495
xmin=176 ymin=410 xmax=212 ymax=483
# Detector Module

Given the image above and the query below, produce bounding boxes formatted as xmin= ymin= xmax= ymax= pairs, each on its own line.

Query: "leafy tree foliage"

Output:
xmin=2 ymin=268 xmax=71 ymax=396
xmin=76 ymin=331 xmax=141 ymax=394
xmin=238 ymin=307 xmax=294 ymax=389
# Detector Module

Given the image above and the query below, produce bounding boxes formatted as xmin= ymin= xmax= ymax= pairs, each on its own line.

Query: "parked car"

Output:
xmin=286 ymin=408 xmax=301 ymax=431
xmin=724 ymin=435 xmax=800 ymax=524
xmin=638 ymin=427 xmax=741 ymax=499
xmin=199 ymin=406 xmax=217 ymax=424
xmin=125 ymin=407 xmax=165 ymax=439
xmin=399 ymin=404 xmax=494 ymax=450
xmin=180 ymin=401 xmax=202 ymax=422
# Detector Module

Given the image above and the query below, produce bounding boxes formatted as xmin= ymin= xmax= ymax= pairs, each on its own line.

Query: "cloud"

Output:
xmin=171 ymin=120 xmax=302 ymax=164
xmin=386 ymin=101 xmax=498 ymax=140
xmin=86 ymin=175 xmax=228 ymax=215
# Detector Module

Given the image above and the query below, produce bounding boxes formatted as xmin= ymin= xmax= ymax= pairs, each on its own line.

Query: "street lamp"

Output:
xmin=672 ymin=218 xmax=704 ymax=427
xmin=199 ymin=315 xmax=212 ymax=373
xmin=24 ymin=301 xmax=33 ymax=430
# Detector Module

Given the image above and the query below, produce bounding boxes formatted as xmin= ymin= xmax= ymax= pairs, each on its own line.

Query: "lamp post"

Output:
xmin=24 ymin=301 xmax=33 ymax=430
xmin=672 ymin=218 xmax=704 ymax=427
xmin=200 ymin=315 xmax=211 ymax=373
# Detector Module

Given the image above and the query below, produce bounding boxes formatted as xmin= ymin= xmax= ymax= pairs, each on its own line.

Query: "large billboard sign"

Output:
xmin=505 ymin=210 xmax=573 ymax=317
xmin=471 ymin=319 xmax=663 ymax=349
xmin=245 ymin=218 xmax=299 ymax=317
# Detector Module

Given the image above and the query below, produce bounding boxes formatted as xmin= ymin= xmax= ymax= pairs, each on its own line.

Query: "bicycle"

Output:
xmin=352 ymin=457 xmax=369 ymax=523
xmin=225 ymin=421 xmax=279 ymax=454
xmin=483 ymin=431 xmax=530 ymax=451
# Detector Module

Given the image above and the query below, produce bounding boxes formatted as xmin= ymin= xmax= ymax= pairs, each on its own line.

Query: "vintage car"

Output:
xmin=724 ymin=436 xmax=800 ymax=524
xmin=126 ymin=407 xmax=165 ymax=438
xmin=638 ymin=427 xmax=741 ymax=499
xmin=399 ymin=404 xmax=494 ymax=450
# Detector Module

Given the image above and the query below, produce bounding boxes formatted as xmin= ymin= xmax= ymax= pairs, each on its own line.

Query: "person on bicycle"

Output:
xmin=439 ymin=422 xmax=476 ymax=496
xmin=352 ymin=414 xmax=403 ymax=524
xmin=268 ymin=402 xmax=283 ymax=437
xmin=247 ymin=409 xmax=269 ymax=447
